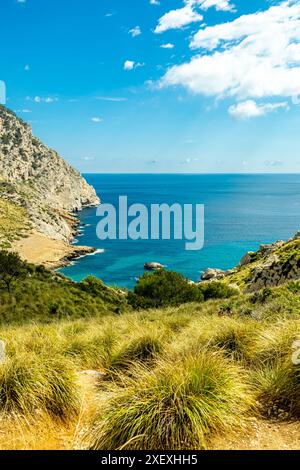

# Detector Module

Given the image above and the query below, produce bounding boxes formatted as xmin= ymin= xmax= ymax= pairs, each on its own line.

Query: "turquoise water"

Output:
xmin=60 ymin=174 xmax=300 ymax=289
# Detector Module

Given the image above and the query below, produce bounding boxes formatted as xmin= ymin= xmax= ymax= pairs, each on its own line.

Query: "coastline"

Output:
xmin=12 ymin=231 xmax=96 ymax=269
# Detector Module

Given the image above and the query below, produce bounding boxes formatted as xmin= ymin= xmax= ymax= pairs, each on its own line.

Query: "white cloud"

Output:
xmin=196 ymin=0 xmax=235 ymax=12
xmin=150 ymin=0 xmax=160 ymax=5
xmin=129 ymin=26 xmax=141 ymax=37
xmin=155 ymin=4 xmax=203 ymax=33
xmin=160 ymin=43 xmax=175 ymax=49
xmin=124 ymin=60 xmax=135 ymax=71
xmin=83 ymin=156 xmax=95 ymax=161
xmin=15 ymin=109 xmax=32 ymax=113
xmin=124 ymin=60 xmax=145 ymax=71
xmin=154 ymin=0 xmax=235 ymax=33
xmin=91 ymin=117 xmax=103 ymax=123
xmin=228 ymin=100 xmax=289 ymax=120
xmin=97 ymin=96 xmax=127 ymax=102
xmin=159 ymin=0 xmax=300 ymax=114
xmin=264 ymin=160 xmax=284 ymax=167
xmin=32 ymin=96 xmax=58 ymax=103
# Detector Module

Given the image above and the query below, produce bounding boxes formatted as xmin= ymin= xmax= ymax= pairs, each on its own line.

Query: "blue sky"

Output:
xmin=1 ymin=0 xmax=300 ymax=173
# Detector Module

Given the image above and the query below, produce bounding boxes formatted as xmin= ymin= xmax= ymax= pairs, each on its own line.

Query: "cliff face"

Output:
xmin=0 ymin=105 xmax=100 ymax=244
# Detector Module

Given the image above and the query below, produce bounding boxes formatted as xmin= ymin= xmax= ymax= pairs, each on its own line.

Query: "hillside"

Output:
xmin=0 ymin=250 xmax=299 ymax=450
xmin=0 ymin=105 xmax=99 ymax=263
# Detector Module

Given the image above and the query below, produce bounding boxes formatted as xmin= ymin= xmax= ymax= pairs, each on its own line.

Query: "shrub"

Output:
xmin=0 ymin=251 xmax=28 ymax=293
xmin=85 ymin=352 xmax=253 ymax=450
xmin=198 ymin=282 xmax=238 ymax=301
xmin=128 ymin=270 xmax=204 ymax=309
xmin=77 ymin=276 xmax=127 ymax=310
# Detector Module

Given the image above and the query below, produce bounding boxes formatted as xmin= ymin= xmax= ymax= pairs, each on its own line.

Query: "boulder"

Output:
xmin=0 ymin=340 xmax=6 ymax=364
xmin=144 ymin=262 xmax=164 ymax=271
xmin=201 ymin=268 xmax=226 ymax=281
xmin=259 ymin=244 xmax=272 ymax=254
xmin=240 ymin=251 xmax=255 ymax=266
xmin=294 ymin=230 xmax=300 ymax=239
xmin=81 ymin=370 xmax=106 ymax=380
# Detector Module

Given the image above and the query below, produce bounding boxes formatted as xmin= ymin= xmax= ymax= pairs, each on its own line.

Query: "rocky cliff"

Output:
xmin=201 ymin=231 xmax=300 ymax=293
xmin=0 ymin=105 xmax=99 ymax=248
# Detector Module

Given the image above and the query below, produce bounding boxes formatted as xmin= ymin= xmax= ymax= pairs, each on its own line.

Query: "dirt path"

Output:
xmin=210 ymin=418 xmax=300 ymax=450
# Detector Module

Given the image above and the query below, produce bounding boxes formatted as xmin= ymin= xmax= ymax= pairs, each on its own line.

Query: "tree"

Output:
xmin=128 ymin=270 xmax=204 ymax=309
xmin=0 ymin=251 xmax=27 ymax=293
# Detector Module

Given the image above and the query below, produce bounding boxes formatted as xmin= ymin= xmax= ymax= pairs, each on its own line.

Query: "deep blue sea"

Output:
xmin=60 ymin=174 xmax=300 ymax=289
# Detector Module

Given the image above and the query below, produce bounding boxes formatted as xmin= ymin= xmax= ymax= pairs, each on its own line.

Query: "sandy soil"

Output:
xmin=12 ymin=232 xmax=94 ymax=269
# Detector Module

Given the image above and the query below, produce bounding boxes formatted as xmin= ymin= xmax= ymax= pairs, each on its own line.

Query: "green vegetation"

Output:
xmin=198 ymin=281 xmax=238 ymax=300
xmin=128 ymin=270 xmax=204 ymax=308
xmin=0 ymin=198 xmax=30 ymax=248
xmin=0 ymin=251 xmax=299 ymax=449
xmin=0 ymin=251 xmax=28 ymax=293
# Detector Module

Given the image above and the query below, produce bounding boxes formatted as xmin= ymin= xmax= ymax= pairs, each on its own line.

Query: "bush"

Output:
xmin=128 ymin=270 xmax=204 ymax=309
xmin=77 ymin=276 xmax=127 ymax=310
xmin=0 ymin=251 xmax=28 ymax=293
xmin=198 ymin=282 xmax=238 ymax=301
xmin=85 ymin=352 xmax=253 ymax=450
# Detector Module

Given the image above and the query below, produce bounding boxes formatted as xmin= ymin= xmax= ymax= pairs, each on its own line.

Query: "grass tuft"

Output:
xmin=85 ymin=351 xmax=253 ymax=450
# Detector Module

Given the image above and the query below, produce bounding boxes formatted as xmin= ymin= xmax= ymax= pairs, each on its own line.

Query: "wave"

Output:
xmin=87 ymin=248 xmax=105 ymax=256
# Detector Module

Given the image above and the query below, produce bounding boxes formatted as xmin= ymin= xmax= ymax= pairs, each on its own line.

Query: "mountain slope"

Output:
xmin=0 ymin=105 xmax=99 ymax=253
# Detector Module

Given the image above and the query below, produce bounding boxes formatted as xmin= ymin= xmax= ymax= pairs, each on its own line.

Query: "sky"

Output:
xmin=1 ymin=0 xmax=300 ymax=173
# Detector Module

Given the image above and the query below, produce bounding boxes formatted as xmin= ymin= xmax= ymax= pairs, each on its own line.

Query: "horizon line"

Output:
xmin=81 ymin=172 xmax=300 ymax=176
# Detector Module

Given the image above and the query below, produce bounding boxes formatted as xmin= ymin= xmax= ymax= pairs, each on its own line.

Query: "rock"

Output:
xmin=201 ymin=268 xmax=226 ymax=281
xmin=240 ymin=251 xmax=255 ymax=266
xmin=259 ymin=244 xmax=272 ymax=254
xmin=294 ymin=230 xmax=300 ymax=239
xmin=144 ymin=262 xmax=164 ymax=271
xmin=0 ymin=340 xmax=6 ymax=364
xmin=81 ymin=370 xmax=107 ymax=380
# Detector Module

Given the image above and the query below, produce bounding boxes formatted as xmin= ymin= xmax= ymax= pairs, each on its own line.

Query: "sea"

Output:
xmin=60 ymin=174 xmax=300 ymax=289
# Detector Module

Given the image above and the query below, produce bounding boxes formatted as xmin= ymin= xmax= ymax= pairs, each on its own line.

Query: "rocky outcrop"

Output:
xmin=144 ymin=262 xmax=165 ymax=271
xmin=200 ymin=231 xmax=300 ymax=293
xmin=201 ymin=268 xmax=227 ymax=281
xmin=244 ymin=253 xmax=300 ymax=293
xmin=0 ymin=105 xmax=100 ymax=243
